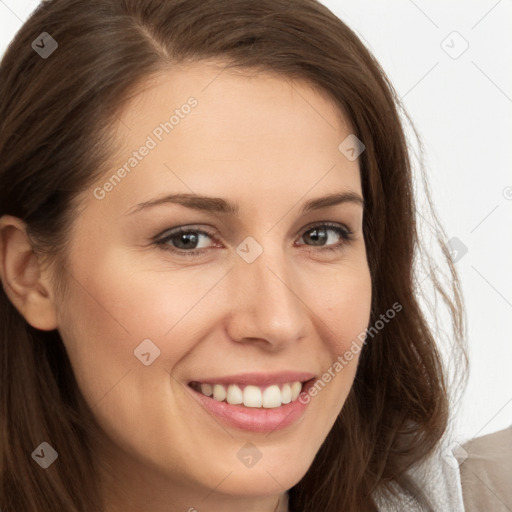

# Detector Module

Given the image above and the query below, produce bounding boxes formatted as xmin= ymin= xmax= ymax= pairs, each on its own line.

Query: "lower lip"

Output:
xmin=186 ymin=380 xmax=314 ymax=433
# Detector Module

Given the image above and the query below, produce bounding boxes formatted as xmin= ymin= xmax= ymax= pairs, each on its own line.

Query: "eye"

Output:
xmin=296 ymin=222 xmax=354 ymax=254
xmin=155 ymin=226 xmax=218 ymax=257
xmin=154 ymin=222 xmax=354 ymax=258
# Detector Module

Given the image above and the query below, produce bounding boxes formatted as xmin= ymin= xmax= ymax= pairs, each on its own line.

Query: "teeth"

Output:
xmin=262 ymin=385 xmax=282 ymax=408
xmin=213 ymin=384 xmax=226 ymax=402
xmin=291 ymin=381 xmax=302 ymax=401
xmin=226 ymin=384 xmax=243 ymax=405
xmin=243 ymin=385 xmax=262 ymax=407
xmin=281 ymin=383 xmax=292 ymax=404
xmin=195 ymin=381 xmax=305 ymax=408
xmin=200 ymin=383 xmax=213 ymax=397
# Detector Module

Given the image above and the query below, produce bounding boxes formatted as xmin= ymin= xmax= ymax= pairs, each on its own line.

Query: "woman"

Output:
xmin=0 ymin=0 xmax=467 ymax=510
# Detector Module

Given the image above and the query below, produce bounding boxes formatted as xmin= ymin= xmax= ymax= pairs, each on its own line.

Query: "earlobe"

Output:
xmin=0 ymin=215 xmax=58 ymax=331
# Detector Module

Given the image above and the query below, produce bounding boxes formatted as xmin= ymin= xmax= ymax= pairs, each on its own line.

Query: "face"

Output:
xmin=52 ymin=62 xmax=372 ymax=510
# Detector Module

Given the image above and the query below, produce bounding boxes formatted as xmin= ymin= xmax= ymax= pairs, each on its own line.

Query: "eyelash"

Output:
xmin=154 ymin=222 xmax=354 ymax=258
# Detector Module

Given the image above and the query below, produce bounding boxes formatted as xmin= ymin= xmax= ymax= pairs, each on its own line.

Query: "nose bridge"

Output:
xmin=226 ymin=236 xmax=306 ymax=346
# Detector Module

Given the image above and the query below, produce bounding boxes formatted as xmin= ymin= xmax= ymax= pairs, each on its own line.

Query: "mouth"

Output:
xmin=185 ymin=373 xmax=316 ymax=433
xmin=188 ymin=380 xmax=307 ymax=408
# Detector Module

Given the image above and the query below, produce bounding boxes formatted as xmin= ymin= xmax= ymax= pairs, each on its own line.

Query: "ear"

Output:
xmin=0 ymin=215 xmax=58 ymax=331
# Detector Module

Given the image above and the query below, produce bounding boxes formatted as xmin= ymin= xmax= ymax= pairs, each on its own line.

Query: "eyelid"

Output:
xmin=154 ymin=221 xmax=353 ymax=241
xmin=154 ymin=225 xmax=219 ymax=248
xmin=153 ymin=221 xmax=355 ymax=257
xmin=300 ymin=220 xmax=352 ymax=235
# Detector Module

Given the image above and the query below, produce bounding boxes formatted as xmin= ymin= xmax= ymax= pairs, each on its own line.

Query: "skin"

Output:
xmin=0 ymin=61 xmax=372 ymax=511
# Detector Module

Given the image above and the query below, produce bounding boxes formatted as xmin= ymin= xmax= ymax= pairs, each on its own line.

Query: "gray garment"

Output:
xmin=373 ymin=433 xmax=466 ymax=511
xmin=456 ymin=425 xmax=512 ymax=512
xmin=283 ymin=426 xmax=512 ymax=511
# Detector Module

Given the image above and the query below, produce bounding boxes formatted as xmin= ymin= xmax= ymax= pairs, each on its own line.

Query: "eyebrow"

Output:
xmin=125 ymin=191 xmax=364 ymax=216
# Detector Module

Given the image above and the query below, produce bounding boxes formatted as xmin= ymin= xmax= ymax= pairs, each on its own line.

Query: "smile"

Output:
xmin=186 ymin=373 xmax=316 ymax=433
xmin=189 ymin=381 xmax=304 ymax=408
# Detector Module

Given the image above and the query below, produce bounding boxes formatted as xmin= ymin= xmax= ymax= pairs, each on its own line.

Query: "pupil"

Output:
xmin=308 ymin=228 xmax=327 ymax=246
xmin=178 ymin=233 xmax=198 ymax=248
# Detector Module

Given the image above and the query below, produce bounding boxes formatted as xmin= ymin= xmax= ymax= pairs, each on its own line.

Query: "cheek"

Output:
xmin=54 ymin=254 xmax=221 ymax=472
xmin=305 ymin=260 xmax=372 ymax=404
xmin=318 ymin=260 xmax=372 ymax=351
xmin=54 ymin=247 xmax=230 ymax=405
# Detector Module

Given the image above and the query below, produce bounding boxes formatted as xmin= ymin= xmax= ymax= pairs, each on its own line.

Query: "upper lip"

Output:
xmin=189 ymin=371 xmax=316 ymax=387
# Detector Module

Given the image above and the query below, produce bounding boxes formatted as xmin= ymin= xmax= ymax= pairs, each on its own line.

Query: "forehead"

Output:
xmin=91 ymin=61 xmax=362 ymax=214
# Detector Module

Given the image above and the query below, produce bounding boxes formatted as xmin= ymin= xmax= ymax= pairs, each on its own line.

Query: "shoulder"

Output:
xmin=373 ymin=435 xmax=466 ymax=511
xmin=457 ymin=425 xmax=512 ymax=512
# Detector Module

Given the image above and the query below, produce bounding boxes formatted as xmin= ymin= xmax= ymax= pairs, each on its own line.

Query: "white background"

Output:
xmin=1 ymin=0 xmax=511 ymax=444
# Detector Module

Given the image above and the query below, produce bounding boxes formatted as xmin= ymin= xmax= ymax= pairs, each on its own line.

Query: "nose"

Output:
xmin=224 ymin=241 xmax=307 ymax=350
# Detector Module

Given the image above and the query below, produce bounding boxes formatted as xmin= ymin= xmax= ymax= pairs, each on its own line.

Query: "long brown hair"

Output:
xmin=0 ymin=0 xmax=467 ymax=510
